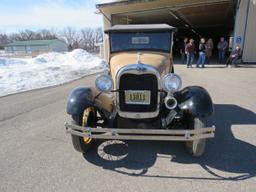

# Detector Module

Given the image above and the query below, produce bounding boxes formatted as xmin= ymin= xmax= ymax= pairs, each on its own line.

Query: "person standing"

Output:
xmin=180 ymin=37 xmax=188 ymax=64
xmin=217 ymin=37 xmax=228 ymax=64
xmin=197 ymin=38 xmax=207 ymax=68
xmin=206 ymin=38 xmax=213 ymax=64
xmin=185 ymin=38 xmax=196 ymax=68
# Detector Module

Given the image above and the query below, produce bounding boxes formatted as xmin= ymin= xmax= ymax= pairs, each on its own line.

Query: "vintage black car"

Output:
xmin=65 ymin=24 xmax=215 ymax=157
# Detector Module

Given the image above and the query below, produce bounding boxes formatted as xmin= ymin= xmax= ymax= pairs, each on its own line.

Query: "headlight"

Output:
xmin=95 ymin=74 xmax=113 ymax=92
xmin=162 ymin=73 xmax=182 ymax=92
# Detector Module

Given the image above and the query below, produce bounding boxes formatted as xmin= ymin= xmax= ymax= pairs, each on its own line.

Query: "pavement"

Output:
xmin=0 ymin=65 xmax=256 ymax=192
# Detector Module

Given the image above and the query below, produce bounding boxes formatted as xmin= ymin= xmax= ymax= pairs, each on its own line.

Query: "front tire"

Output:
xmin=185 ymin=117 xmax=206 ymax=157
xmin=71 ymin=107 xmax=96 ymax=153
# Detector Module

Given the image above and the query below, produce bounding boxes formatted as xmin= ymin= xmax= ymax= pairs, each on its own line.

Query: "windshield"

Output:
xmin=110 ymin=32 xmax=171 ymax=53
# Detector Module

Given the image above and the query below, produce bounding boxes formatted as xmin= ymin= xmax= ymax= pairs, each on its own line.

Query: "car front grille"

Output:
xmin=119 ymin=73 xmax=158 ymax=112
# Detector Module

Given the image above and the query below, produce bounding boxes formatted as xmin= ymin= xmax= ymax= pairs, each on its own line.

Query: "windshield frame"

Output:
xmin=109 ymin=31 xmax=172 ymax=54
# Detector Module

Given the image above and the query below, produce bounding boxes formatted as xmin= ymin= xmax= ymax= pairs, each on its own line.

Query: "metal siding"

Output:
xmin=243 ymin=0 xmax=256 ymax=62
xmin=15 ymin=46 xmax=26 ymax=52
xmin=5 ymin=47 xmax=12 ymax=53
xmin=7 ymin=39 xmax=62 ymax=46
xmin=4 ymin=40 xmax=68 ymax=54
xmin=50 ymin=41 xmax=68 ymax=52
xmin=233 ymin=0 xmax=256 ymax=62
xmin=30 ymin=45 xmax=49 ymax=52
xmin=233 ymin=0 xmax=248 ymax=50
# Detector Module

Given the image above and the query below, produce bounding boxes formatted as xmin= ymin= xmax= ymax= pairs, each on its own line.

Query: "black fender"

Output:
xmin=174 ymin=86 xmax=214 ymax=118
xmin=66 ymin=86 xmax=94 ymax=117
xmin=67 ymin=86 xmax=114 ymax=121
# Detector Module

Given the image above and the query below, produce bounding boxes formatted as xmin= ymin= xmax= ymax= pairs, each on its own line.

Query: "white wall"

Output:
xmin=243 ymin=0 xmax=256 ymax=62
xmin=233 ymin=0 xmax=256 ymax=62
xmin=103 ymin=13 xmax=112 ymax=61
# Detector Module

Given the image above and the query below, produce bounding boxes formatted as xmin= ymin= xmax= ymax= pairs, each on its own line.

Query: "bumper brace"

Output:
xmin=65 ymin=123 xmax=215 ymax=141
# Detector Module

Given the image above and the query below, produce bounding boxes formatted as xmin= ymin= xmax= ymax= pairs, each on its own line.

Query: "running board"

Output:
xmin=65 ymin=123 xmax=215 ymax=141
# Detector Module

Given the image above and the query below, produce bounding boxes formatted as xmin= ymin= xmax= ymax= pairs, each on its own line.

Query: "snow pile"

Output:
xmin=0 ymin=49 xmax=107 ymax=96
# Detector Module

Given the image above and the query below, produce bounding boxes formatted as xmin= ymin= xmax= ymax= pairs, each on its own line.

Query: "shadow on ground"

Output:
xmin=83 ymin=104 xmax=256 ymax=181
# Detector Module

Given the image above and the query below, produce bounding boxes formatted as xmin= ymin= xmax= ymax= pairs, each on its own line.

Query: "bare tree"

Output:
xmin=19 ymin=30 xmax=35 ymax=40
xmin=95 ymin=27 xmax=103 ymax=44
xmin=1 ymin=26 xmax=103 ymax=52
xmin=80 ymin=27 xmax=103 ymax=52
xmin=62 ymin=27 xmax=81 ymax=50
xmin=80 ymin=28 xmax=94 ymax=51
xmin=94 ymin=27 xmax=103 ymax=52
xmin=38 ymin=29 xmax=57 ymax=40
xmin=0 ymin=33 xmax=9 ymax=49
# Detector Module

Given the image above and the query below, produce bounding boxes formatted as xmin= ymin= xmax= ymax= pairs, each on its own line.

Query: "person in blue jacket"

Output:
xmin=197 ymin=38 xmax=206 ymax=68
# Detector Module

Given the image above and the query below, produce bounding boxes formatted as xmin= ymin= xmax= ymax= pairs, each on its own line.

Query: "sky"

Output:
xmin=0 ymin=0 xmax=112 ymax=33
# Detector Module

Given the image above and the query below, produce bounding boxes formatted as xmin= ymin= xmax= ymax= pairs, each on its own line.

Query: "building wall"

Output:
xmin=5 ymin=45 xmax=50 ymax=53
xmin=233 ymin=0 xmax=256 ymax=62
xmin=14 ymin=46 xmax=26 ymax=53
xmin=243 ymin=0 xmax=256 ymax=62
xmin=5 ymin=46 xmax=13 ymax=53
xmin=30 ymin=45 xmax=50 ymax=52
xmin=5 ymin=45 xmax=27 ymax=53
xmin=5 ymin=41 xmax=68 ymax=54
xmin=50 ymin=41 xmax=68 ymax=52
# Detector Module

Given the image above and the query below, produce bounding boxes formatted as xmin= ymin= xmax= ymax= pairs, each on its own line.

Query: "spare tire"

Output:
xmin=185 ymin=117 xmax=207 ymax=157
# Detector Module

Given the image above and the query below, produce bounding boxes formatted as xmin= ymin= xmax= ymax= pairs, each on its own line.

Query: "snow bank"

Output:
xmin=0 ymin=49 xmax=107 ymax=97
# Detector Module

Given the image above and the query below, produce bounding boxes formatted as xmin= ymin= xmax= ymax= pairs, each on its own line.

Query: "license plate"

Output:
xmin=125 ymin=90 xmax=151 ymax=105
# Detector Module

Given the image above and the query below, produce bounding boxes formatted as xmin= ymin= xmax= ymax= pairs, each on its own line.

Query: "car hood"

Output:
xmin=109 ymin=51 xmax=172 ymax=80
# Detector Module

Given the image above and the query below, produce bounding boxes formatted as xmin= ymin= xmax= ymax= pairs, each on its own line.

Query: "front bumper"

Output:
xmin=65 ymin=123 xmax=215 ymax=141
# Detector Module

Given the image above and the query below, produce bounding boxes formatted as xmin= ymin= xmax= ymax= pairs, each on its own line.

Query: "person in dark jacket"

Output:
xmin=180 ymin=37 xmax=188 ymax=64
xmin=185 ymin=38 xmax=196 ymax=68
xmin=197 ymin=38 xmax=206 ymax=68
xmin=217 ymin=37 xmax=228 ymax=64
xmin=226 ymin=45 xmax=241 ymax=67
xmin=206 ymin=38 xmax=214 ymax=64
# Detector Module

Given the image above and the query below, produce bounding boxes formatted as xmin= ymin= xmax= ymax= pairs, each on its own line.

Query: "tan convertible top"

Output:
xmin=105 ymin=24 xmax=176 ymax=33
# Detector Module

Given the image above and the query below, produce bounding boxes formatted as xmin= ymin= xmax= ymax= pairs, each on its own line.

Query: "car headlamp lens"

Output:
xmin=162 ymin=73 xmax=182 ymax=92
xmin=95 ymin=74 xmax=113 ymax=92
